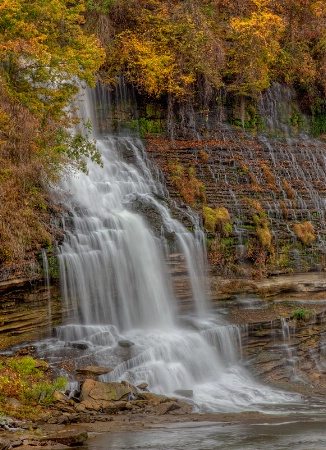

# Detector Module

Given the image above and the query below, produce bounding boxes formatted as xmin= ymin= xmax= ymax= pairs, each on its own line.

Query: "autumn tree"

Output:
xmin=0 ymin=0 xmax=105 ymax=270
xmin=225 ymin=0 xmax=284 ymax=97
xmin=87 ymin=0 xmax=225 ymax=99
xmin=269 ymin=0 xmax=326 ymax=113
xmin=0 ymin=0 xmax=105 ymax=169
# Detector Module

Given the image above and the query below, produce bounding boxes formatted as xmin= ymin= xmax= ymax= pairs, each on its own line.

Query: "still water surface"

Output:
xmin=85 ymin=419 xmax=326 ymax=450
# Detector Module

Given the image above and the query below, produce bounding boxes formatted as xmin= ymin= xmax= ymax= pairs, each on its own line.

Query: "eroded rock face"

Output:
xmin=242 ymin=311 xmax=326 ymax=388
xmin=0 ymin=281 xmax=62 ymax=351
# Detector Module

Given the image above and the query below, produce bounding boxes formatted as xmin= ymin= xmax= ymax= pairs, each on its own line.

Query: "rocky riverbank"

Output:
xmin=1 ymin=272 xmax=326 ymax=448
xmin=2 ymin=383 xmax=326 ymax=450
xmin=0 ymin=373 xmax=193 ymax=450
xmin=0 ymin=354 xmax=325 ymax=449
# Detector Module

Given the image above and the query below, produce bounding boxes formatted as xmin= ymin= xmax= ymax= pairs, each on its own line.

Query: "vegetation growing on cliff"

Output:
xmin=0 ymin=355 xmax=66 ymax=419
xmin=293 ymin=221 xmax=316 ymax=246
xmin=0 ymin=0 xmax=104 ymax=276
xmin=203 ymin=206 xmax=232 ymax=236
xmin=169 ymin=161 xmax=206 ymax=206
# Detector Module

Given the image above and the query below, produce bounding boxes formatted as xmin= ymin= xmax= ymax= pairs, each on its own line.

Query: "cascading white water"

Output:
xmin=48 ymin=87 xmax=300 ymax=412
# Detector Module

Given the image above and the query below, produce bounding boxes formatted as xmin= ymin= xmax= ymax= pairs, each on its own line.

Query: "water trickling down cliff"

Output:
xmin=145 ymin=85 xmax=326 ymax=279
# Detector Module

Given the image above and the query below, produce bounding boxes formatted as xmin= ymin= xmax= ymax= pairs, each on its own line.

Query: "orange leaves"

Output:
xmin=293 ymin=221 xmax=316 ymax=246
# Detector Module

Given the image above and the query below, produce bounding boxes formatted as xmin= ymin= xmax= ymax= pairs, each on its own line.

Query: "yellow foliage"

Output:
xmin=86 ymin=0 xmax=326 ymax=102
xmin=203 ymin=206 xmax=217 ymax=233
xmin=117 ymin=32 xmax=189 ymax=97
xmin=102 ymin=0 xmax=224 ymax=98
xmin=256 ymin=227 xmax=272 ymax=248
xmin=227 ymin=10 xmax=284 ymax=95
xmin=253 ymin=214 xmax=272 ymax=248
xmin=293 ymin=221 xmax=316 ymax=246
xmin=0 ymin=0 xmax=105 ymax=117
xmin=169 ymin=162 xmax=206 ymax=206
xmin=215 ymin=206 xmax=231 ymax=224
xmin=203 ymin=205 xmax=232 ymax=235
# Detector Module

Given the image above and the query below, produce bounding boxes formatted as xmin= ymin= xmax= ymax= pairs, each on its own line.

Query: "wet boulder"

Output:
xmin=80 ymin=379 xmax=137 ymax=411
xmin=68 ymin=341 xmax=90 ymax=350
xmin=76 ymin=365 xmax=112 ymax=377
xmin=118 ymin=340 xmax=134 ymax=348
xmin=75 ymin=365 xmax=113 ymax=382
xmin=137 ymin=392 xmax=172 ymax=405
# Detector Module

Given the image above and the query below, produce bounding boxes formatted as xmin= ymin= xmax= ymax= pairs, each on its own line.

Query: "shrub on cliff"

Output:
xmin=203 ymin=206 xmax=232 ymax=236
xmin=293 ymin=221 xmax=316 ymax=246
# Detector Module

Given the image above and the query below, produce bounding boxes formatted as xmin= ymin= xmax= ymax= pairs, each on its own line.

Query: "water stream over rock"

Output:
xmin=33 ymin=87 xmax=306 ymax=414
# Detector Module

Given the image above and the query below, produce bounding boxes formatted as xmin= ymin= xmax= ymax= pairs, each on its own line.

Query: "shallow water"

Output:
xmin=85 ymin=419 xmax=326 ymax=450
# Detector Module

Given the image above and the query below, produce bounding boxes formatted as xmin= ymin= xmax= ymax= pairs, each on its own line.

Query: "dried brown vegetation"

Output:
xmin=293 ymin=221 xmax=316 ymax=246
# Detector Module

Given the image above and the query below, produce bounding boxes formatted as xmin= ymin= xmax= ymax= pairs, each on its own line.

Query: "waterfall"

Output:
xmin=58 ymin=135 xmax=208 ymax=328
xmin=41 ymin=85 xmax=299 ymax=413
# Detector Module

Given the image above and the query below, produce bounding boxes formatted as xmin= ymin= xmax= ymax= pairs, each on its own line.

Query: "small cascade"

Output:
xmin=41 ymin=248 xmax=52 ymax=325
xmin=280 ymin=317 xmax=291 ymax=341
xmin=279 ymin=318 xmax=298 ymax=380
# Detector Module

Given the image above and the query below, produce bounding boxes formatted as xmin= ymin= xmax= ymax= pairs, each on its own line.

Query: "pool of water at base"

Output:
xmin=84 ymin=418 xmax=326 ymax=450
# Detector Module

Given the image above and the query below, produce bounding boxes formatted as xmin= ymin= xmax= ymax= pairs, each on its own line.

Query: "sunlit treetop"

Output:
xmin=0 ymin=0 xmax=105 ymax=119
xmin=0 ymin=0 xmax=105 ymax=171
